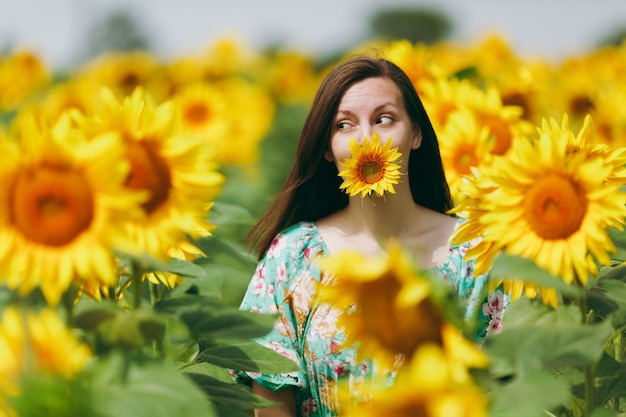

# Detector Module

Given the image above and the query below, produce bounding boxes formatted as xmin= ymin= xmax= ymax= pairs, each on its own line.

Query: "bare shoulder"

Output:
xmin=414 ymin=206 xmax=458 ymax=239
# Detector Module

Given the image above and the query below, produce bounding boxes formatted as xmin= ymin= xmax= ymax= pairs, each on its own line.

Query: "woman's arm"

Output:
xmin=253 ymin=382 xmax=296 ymax=417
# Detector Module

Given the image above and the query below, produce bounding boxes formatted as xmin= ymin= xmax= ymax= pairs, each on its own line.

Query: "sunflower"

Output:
xmin=420 ymin=77 xmax=484 ymax=133
xmin=0 ymin=111 xmax=145 ymax=305
xmin=174 ymin=78 xmax=274 ymax=165
xmin=465 ymin=85 xmax=534 ymax=156
xmin=337 ymin=343 xmax=488 ymax=417
xmin=337 ymin=132 xmax=402 ymax=199
xmin=451 ymin=114 xmax=626 ymax=293
xmin=0 ymin=49 xmax=50 ymax=112
xmin=316 ymin=243 xmax=444 ymax=369
xmin=83 ymin=87 xmax=224 ymax=262
xmin=438 ymin=109 xmax=494 ymax=205
xmin=0 ymin=308 xmax=92 ymax=406
xmin=77 ymin=51 xmax=162 ymax=100
xmin=381 ymin=39 xmax=445 ymax=95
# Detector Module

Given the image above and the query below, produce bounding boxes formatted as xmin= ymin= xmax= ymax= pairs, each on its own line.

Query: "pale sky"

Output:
xmin=2 ymin=0 xmax=626 ymax=70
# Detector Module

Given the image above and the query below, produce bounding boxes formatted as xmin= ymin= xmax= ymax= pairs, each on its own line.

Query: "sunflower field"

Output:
xmin=2 ymin=32 xmax=626 ymax=417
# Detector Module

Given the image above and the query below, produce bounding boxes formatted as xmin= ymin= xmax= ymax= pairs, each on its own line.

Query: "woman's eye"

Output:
xmin=336 ymin=121 xmax=351 ymax=129
xmin=377 ymin=115 xmax=393 ymax=125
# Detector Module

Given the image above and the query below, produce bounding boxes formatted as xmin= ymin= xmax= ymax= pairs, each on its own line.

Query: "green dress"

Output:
xmin=236 ymin=220 xmax=507 ymax=417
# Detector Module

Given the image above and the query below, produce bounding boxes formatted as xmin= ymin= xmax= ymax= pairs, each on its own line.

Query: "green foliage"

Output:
xmin=478 ymin=240 xmax=626 ymax=416
xmin=369 ymin=6 xmax=453 ymax=44
xmin=82 ymin=8 xmax=152 ymax=61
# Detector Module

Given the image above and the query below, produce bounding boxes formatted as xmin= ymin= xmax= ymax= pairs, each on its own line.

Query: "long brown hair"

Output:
xmin=247 ymin=55 xmax=453 ymax=259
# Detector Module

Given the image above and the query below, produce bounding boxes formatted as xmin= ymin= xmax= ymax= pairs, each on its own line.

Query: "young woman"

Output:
xmin=236 ymin=55 xmax=506 ymax=417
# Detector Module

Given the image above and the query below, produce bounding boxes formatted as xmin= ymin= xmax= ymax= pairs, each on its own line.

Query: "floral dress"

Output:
xmin=236 ymin=220 xmax=507 ymax=417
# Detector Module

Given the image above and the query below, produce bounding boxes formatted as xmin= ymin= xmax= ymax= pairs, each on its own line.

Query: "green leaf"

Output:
xmin=488 ymin=371 xmax=570 ymax=417
xmin=180 ymin=361 xmax=234 ymax=382
xmin=160 ymin=258 xmax=207 ymax=279
xmin=73 ymin=302 xmax=119 ymax=330
xmin=86 ymin=309 xmax=167 ymax=349
xmin=485 ymin=299 xmax=612 ymax=374
xmin=591 ymin=279 xmax=626 ymax=326
xmin=490 ymin=254 xmax=581 ymax=297
xmin=154 ymin=294 xmax=225 ymax=313
xmin=180 ymin=309 xmax=277 ymax=340
xmin=197 ymin=341 xmax=301 ymax=373
xmin=90 ymin=354 xmax=216 ymax=417
xmin=185 ymin=373 xmax=275 ymax=409
xmin=595 ymin=372 xmax=626 ymax=406
xmin=590 ymin=408 xmax=618 ymax=417
xmin=209 ymin=201 xmax=256 ymax=227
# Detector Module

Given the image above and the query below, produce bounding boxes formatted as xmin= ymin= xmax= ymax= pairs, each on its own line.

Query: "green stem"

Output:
xmin=615 ymin=331 xmax=623 ymax=412
xmin=131 ymin=260 xmax=143 ymax=310
xmin=150 ymin=280 xmax=160 ymax=305
xmin=584 ymin=365 xmax=596 ymax=416
xmin=61 ymin=285 xmax=77 ymax=326
xmin=578 ymin=290 xmax=596 ymax=417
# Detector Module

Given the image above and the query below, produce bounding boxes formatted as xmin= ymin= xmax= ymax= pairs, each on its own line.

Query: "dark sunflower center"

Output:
xmin=358 ymin=274 xmax=442 ymax=357
xmin=455 ymin=146 xmax=478 ymax=174
xmin=184 ymin=102 xmax=210 ymax=126
xmin=124 ymin=141 xmax=172 ymax=214
xmin=485 ymin=117 xmax=512 ymax=155
xmin=523 ymin=174 xmax=588 ymax=240
xmin=10 ymin=166 xmax=94 ymax=246
xmin=360 ymin=161 xmax=384 ymax=184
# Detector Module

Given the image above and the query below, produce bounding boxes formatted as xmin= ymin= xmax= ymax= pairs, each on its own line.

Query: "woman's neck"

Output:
xmin=343 ymin=190 xmax=419 ymax=239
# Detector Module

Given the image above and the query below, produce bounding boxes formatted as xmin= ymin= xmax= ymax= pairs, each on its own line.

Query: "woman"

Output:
xmin=237 ymin=55 xmax=506 ymax=416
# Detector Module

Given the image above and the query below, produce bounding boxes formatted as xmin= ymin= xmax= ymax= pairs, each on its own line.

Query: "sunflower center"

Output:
xmin=359 ymin=275 xmax=442 ymax=357
xmin=523 ymin=174 xmax=588 ymax=240
xmin=484 ymin=117 xmax=512 ymax=155
xmin=119 ymin=72 xmax=141 ymax=95
xmin=184 ymin=102 xmax=210 ymax=126
xmin=359 ymin=161 xmax=384 ymax=184
xmin=454 ymin=147 xmax=478 ymax=174
xmin=124 ymin=141 xmax=172 ymax=214
xmin=10 ymin=166 xmax=94 ymax=246
xmin=569 ymin=94 xmax=594 ymax=117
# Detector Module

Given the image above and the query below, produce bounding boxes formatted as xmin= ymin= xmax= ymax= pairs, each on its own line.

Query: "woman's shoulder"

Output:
xmin=264 ymin=221 xmax=325 ymax=261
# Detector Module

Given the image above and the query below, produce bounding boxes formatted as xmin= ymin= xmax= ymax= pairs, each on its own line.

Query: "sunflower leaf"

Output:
xmin=90 ymin=354 xmax=216 ymax=417
xmin=197 ymin=340 xmax=301 ymax=373
xmin=488 ymin=370 xmax=570 ymax=417
xmin=180 ymin=309 xmax=277 ymax=340
xmin=185 ymin=372 xmax=275 ymax=410
xmin=490 ymin=253 xmax=581 ymax=297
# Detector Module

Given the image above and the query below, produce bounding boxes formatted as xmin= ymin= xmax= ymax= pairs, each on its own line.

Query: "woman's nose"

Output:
xmin=357 ymin=125 xmax=375 ymax=142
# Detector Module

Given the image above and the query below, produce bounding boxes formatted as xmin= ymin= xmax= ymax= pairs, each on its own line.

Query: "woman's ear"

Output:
xmin=324 ymin=149 xmax=334 ymax=162
xmin=412 ymin=128 xmax=423 ymax=150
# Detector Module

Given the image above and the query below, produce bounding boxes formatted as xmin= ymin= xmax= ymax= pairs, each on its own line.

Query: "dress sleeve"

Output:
xmin=233 ymin=228 xmax=310 ymax=391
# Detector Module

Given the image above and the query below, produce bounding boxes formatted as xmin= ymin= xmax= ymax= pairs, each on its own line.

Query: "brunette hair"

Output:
xmin=247 ymin=55 xmax=453 ymax=258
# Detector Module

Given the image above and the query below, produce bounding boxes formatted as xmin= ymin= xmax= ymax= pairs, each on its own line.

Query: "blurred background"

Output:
xmin=3 ymin=0 xmax=626 ymax=70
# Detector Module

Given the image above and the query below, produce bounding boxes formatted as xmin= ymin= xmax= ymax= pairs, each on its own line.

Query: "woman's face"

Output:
xmin=325 ymin=76 xmax=422 ymax=167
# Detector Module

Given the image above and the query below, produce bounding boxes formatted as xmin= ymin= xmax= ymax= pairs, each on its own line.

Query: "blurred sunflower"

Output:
xmin=466 ymin=85 xmax=534 ymax=156
xmin=85 ymin=87 xmax=224 ymax=263
xmin=0 ymin=308 xmax=92 ymax=409
xmin=420 ymin=77 xmax=483 ymax=133
xmin=337 ymin=343 xmax=487 ymax=417
xmin=77 ymin=51 xmax=163 ymax=100
xmin=0 ymin=49 xmax=50 ymax=112
xmin=381 ymin=39 xmax=445 ymax=95
xmin=174 ymin=78 xmax=274 ymax=165
xmin=438 ymin=109 xmax=494 ymax=205
xmin=452 ymin=114 xmax=626 ymax=292
xmin=317 ymin=243 xmax=444 ymax=369
xmin=0 ymin=112 xmax=145 ymax=304
xmin=337 ymin=132 xmax=402 ymax=199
